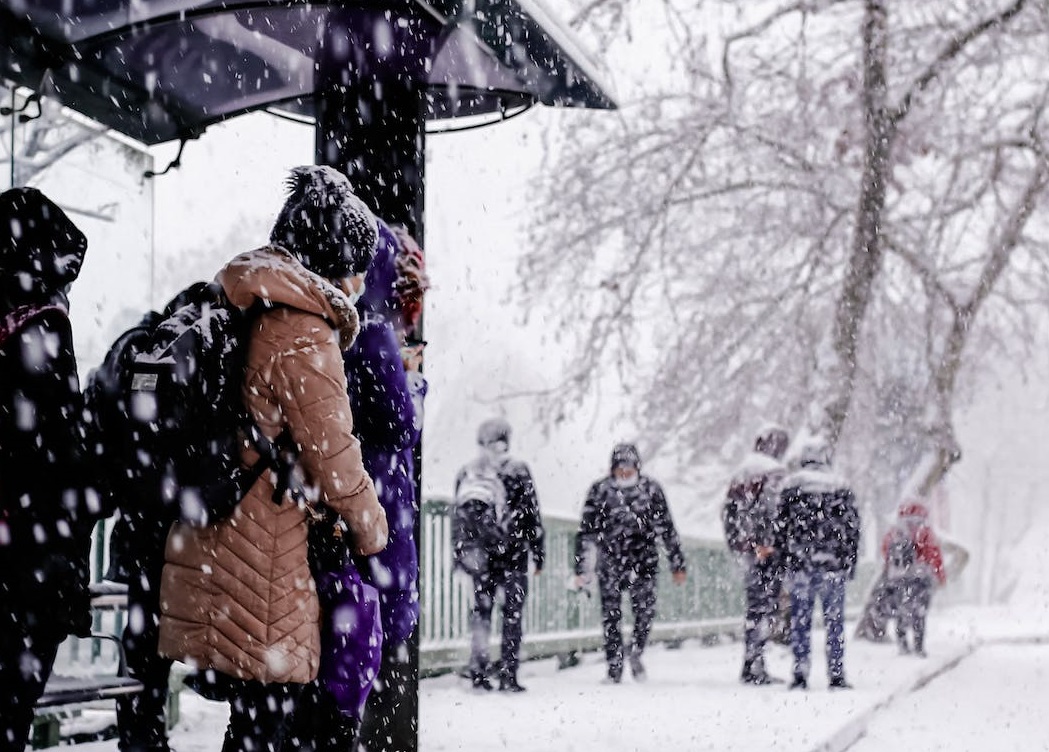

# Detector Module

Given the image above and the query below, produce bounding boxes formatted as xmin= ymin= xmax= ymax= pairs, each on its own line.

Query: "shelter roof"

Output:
xmin=0 ymin=0 xmax=615 ymax=145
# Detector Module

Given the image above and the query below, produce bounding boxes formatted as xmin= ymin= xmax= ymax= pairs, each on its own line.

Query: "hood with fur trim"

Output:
xmin=217 ymin=245 xmax=360 ymax=350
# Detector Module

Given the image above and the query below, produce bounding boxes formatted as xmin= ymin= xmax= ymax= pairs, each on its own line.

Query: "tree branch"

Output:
xmin=888 ymin=0 xmax=1030 ymax=127
xmin=722 ymin=0 xmax=854 ymax=98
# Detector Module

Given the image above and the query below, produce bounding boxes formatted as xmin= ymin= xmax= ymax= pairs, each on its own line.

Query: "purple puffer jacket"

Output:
xmin=345 ymin=221 xmax=422 ymax=646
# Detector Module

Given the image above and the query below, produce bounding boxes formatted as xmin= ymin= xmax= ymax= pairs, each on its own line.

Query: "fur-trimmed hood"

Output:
xmin=217 ymin=245 xmax=360 ymax=350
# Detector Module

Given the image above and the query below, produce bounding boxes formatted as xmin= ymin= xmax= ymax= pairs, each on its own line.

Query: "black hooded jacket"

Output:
xmin=776 ymin=461 xmax=860 ymax=577
xmin=0 ymin=187 xmax=105 ymax=639
xmin=574 ymin=446 xmax=686 ymax=578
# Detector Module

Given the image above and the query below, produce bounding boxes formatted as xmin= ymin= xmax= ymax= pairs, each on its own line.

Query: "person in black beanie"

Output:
xmin=722 ymin=425 xmax=790 ymax=685
xmin=574 ymin=444 xmax=687 ymax=684
xmin=0 ymin=187 xmax=109 ymax=751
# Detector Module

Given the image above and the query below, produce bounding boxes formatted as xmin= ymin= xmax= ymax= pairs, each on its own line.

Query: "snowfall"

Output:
xmin=71 ymin=589 xmax=1048 ymax=752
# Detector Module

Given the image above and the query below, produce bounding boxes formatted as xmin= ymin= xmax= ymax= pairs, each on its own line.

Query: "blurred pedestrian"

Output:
xmin=574 ymin=443 xmax=687 ymax=684
xmin=453 ymin=418 xmax=545 ymax=692
xmin=156 ymin=166 xmax=389 ymax=752
xmin=777 ymin=439 xmax=860 ymax=690
xmin=0 ymin=187 xmax=110 ymax=751
xmin=882 ymin=501 xmax=946 ymax=657
xmin=722 ymin=425 xmax=789 ymax=684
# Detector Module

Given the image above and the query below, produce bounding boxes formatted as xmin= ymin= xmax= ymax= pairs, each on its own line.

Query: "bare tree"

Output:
xmin=1 ymin=86 xmax=103 ymax=188
xmin=520 ymin=0 xmax=1049 ymax=502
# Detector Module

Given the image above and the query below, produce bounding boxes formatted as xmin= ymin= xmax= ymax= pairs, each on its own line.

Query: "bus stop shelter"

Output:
xmin=0 ymin=1 xmax=615 ymax=750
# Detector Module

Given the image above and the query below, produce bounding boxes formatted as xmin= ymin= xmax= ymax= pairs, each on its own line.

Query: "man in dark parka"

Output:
xmin=574 ymin=443 xmax=687 ymax=683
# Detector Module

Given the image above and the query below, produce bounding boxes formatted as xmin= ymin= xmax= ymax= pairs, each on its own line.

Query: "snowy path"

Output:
xmin=849 ymin=641 xmax=1049 ymax=752
xmin=73 ymin=607 xmax=1046 ymax=752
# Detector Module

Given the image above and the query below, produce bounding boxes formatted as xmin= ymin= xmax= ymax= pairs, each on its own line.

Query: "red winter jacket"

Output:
xmin=881 ymin=523 xmax=946 ymax=585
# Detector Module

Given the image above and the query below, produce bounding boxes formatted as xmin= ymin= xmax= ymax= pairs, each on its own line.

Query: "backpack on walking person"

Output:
xmin=451 ymin=469 xmax=507 ymax=575
xmin=884 ymin=528 xmax=918 ymax=581
xmin=85 ymin=280 xmax=295 ymax=538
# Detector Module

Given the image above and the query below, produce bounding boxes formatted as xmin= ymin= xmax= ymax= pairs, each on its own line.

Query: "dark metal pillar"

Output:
xmin=315 ymin=10 xmax=435 ymax=752
xmin=315 ymin=12 xmax=429 ymax=235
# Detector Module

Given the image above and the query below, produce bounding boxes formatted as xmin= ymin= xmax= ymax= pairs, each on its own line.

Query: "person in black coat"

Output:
xmin=776 ymin=439 xmax=860 ymax=691
xmin=574 ymin=444 xmax=687 ymax=683
xmin=452 ymin=417 xmax=545 ymax=692
xmin=722 ymin=425 xmax=789 ymax=685
xmin=0 ymin=187 xmax=108 ymax=750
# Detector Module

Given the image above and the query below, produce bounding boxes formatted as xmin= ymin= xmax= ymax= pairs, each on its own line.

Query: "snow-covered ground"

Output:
xmin=70 ymin=604 xmax=1047 ymax=752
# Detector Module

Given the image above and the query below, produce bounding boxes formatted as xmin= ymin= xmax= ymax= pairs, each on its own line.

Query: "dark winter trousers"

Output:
xmin=116 ymin=519 xmax=173 ymax=752
xmin=469 ymin=567 xmax=528 ymax=678
xmin=288 ymin=681 xmax=359 ymax=752
xmin=855 ymin=570 xmax=892 ymax=642
xmin=890 ymin=577 xmax=933 ymax=653
xmin=0 ymin=619 xmax=62 ymax=752
xmin=222 ymin=680 xmax=302 ymax=752
xmin=356 ymin=639 xmax=417 ymax=752
xmin=742 ymin=559 xmax=784 ymax=675
xmin=598 ymin=565 xmax=658 ymax=673
xmin=788 ymin=570 xmax=847 ymax=682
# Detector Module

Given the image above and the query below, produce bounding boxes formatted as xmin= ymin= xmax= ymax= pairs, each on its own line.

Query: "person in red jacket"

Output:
xmin=881 ymin=502 xmax=946 ymax=657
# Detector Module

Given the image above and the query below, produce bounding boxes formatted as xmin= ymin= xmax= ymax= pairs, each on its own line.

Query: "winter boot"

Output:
xmin=828 ymin=676 xmax=853 ymax=690
xmin=741 ymin=658 xmax=781 ymax=686
xmin=603 ymin=662 xmax=623 ymax=685
xmin=742 ymin=670 xmax=783 ymax=686
xmin=788 ymin=673 xmax=807 ymax=691
xmin=471 ymin=671 xmax=494 ymax=691
xmin=498 ymin=671 xmax=527 ymax=693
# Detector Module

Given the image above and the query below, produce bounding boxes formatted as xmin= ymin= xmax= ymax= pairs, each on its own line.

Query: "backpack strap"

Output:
xmin=0 ymin=303 xmax=67 ymax=350
xmin=241 ymin=422 xmax=306 ymax=507
xmin=234 ymin=296 xmax=303 ymax=506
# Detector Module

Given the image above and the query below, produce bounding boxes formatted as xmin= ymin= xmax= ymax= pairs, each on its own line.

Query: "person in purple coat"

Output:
xmin=291 ymin=221 xmax=429 ymax=752
xmin=351 ymin=223 xmax=429 ymax=751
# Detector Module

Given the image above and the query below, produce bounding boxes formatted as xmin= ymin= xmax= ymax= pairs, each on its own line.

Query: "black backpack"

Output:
xmin=885 ymin=529 xmax=917 ymax=580
xmin=86 ymin=281 xmax=293 ymax=533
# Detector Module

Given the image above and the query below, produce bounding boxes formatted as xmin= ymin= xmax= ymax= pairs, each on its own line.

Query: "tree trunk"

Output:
xmin=821 ymin=0 xmax=893 ymax=452
xmin=914 ymin=156 xmax=1048 ymax=494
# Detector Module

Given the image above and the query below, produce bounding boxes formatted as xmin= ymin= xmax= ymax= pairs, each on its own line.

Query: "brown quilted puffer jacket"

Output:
xmin=157 ymin=245 xmax=388 ymax=684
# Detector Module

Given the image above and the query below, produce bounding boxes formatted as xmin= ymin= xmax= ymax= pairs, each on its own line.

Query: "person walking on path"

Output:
xmin=453 ymin=417 xmax=545 ymax=693
xmin=777 ymin=439 xmax=860 ymax=691
xmin=881 ymin=501 xmax=946 ymax=657
xmin=722 ymin=425 xmax=790 ymax=685
xmin=574 ymin=443 xmax=687 ymax=684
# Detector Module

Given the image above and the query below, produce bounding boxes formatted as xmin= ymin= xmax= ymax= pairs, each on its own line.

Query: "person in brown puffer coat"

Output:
xmin=156 ymin=166 xmax=389 ymax=752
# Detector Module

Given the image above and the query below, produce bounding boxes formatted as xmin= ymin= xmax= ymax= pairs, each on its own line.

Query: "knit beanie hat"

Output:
xmin=270 ymin=166 xmax=378 ymax=280
xmin=754 ymin=424 xmax=789 ymax=460
xmin=0 ymin=187 xmax=87 ymax=296
xmin=477 ymin=417 xmax=512 ymax=447
xmin=610 ymin=443 xmax=641 ymax=471
xmin=798 ymin=440 xmax=831 ymax=469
